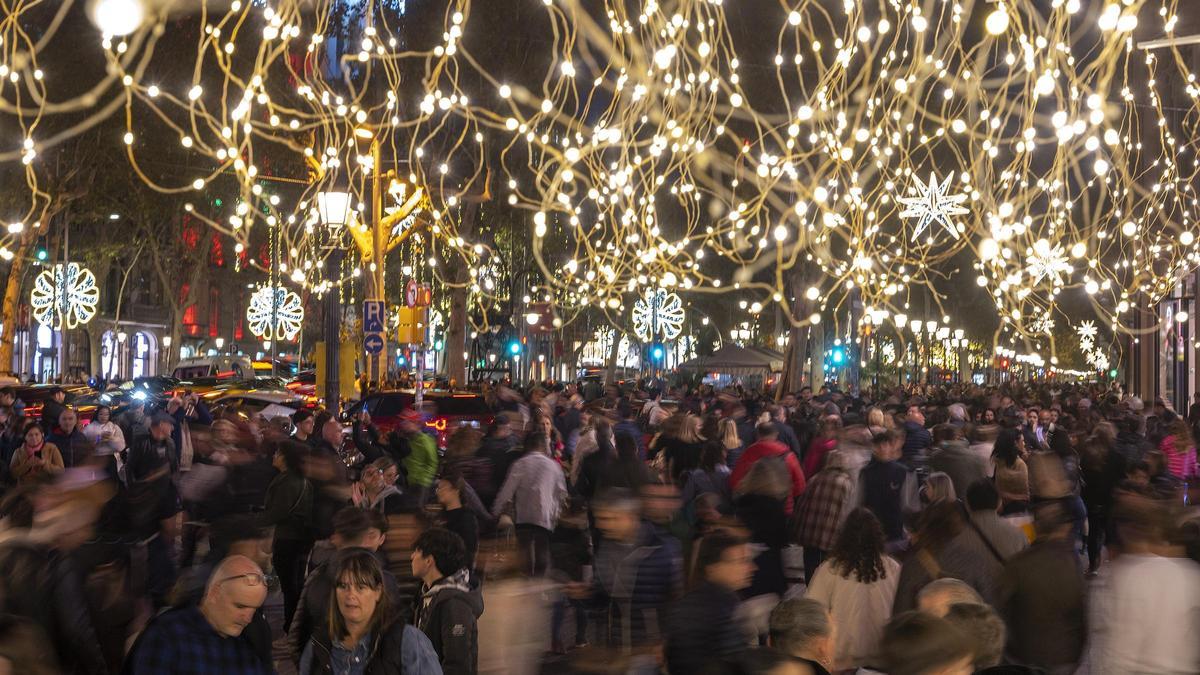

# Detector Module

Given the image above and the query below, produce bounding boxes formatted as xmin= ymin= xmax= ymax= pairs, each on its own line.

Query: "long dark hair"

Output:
xmin=327 ymin=548 xmax=394 ymax=641
xmin=830 ymin=508 xmax=889 ymax=584
xmin=992 ymin=428 xmax=1022 ymax=468
xmin=698 ymin=439 xmax=725 ymax=473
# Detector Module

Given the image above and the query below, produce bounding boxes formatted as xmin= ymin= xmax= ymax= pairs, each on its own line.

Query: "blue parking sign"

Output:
xmin=363 ymin=300 xmax=386 ymax=333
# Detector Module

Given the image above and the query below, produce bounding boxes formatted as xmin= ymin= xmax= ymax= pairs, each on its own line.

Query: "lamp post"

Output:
xmin=954 ymin=328 xmax=965 ymax=382
xmin=354 ymin=128 xmax=389 ymax=385
xmin=317 ymin=188 xmax=353 ymax=416
xmin=161 ymin=335 xmax=171 ymax=376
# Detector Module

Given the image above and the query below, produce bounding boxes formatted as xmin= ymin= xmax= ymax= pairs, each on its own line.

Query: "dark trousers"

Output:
xmin=1087 ymin=509 xmax=1109 ymax=571
xmin=515 ymin=524 xmax=552 ymax=577
xmin=146 ymin=535 xmax=177 ymax=609
xmin=803 ymin=547 xmax=826 ymax=584
xmin=273 ymin=538 xmax=313 ymax=632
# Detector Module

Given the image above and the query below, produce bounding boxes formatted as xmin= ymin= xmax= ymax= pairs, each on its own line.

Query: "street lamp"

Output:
xmin=317 ymin=187 xmax=352 ymax=416
xmin=316 ymin=191 xmax=354 ymax=232
xmin=214 ymin=337 xmax=224 ymax=351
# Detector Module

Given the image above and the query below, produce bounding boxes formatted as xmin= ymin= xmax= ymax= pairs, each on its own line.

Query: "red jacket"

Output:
xmin=730 ymin=439 xmax=807 ymax=514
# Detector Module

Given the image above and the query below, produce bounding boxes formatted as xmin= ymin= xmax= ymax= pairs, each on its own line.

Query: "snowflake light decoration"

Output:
xmin=1077 ymin=320 xmax=1098 ymax=350
xmin=1026 ymin=239 xmax=1072 ymax=287
xmin=246 ymin=286 xmax=305 ymax=341
xmin=30 ymin=263 xmax=98 ymax=329
xmin=880 ymin=341 xmax=897 ymax=365
xmin=632 ymin=288 xmax=685 ymax=342
xmin=1031 ymin=313 xmax=1055 ymax=336
xmin=1088 ymin=350 xmax=1110 ymax=373
xmin=898 ymin=173 xmax=969 ymax=242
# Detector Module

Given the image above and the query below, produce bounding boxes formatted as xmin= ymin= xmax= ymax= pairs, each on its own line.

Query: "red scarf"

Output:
xmin=24 ymin=439 xmax=43 ymax=459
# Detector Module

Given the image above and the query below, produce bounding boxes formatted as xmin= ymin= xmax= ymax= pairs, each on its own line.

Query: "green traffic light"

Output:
xmin=36 ymin=249 xmax=47 ymax=261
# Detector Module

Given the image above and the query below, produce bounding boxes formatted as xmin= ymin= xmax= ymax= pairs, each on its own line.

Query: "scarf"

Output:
xmin=24 ymin=439 xmax=44 ymax=459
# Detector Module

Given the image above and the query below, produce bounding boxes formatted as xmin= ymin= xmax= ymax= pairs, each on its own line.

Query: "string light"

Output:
xmin=1 ymin=0 xmax=1197 ymax=367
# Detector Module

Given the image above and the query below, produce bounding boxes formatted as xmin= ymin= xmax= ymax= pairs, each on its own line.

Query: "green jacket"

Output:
xmin=403 ymin=432 xmax=439 ymax=488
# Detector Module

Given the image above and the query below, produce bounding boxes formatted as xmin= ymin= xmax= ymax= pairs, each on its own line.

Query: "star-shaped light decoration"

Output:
xmin=1026 ymin=239 xmax=1073 ymax=286
xmin=1031 ymin=313 xmax=1055 ymax=335
xmin=1077 ymin=320 xmax=1098 ymax=348
xmin=898 ymin=173 xmax=970 ymax=241
xmin=1088 ymin=350 xmax=1110 ymax=372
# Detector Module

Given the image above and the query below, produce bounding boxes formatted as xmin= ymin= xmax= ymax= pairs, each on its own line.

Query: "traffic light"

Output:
xmin=35 ymin=247 xmax=47 ymax=261
xmin=831 ymin=346 xmax=846 ymax=365
xmin=508 ymin=340 xmax=521 ymax=355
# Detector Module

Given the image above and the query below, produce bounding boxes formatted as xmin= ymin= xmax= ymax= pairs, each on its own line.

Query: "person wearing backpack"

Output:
xmin=262 ymin=440 xmax=314 ymax=633
xmin=730 ymin=422 xmax=807 ymax=515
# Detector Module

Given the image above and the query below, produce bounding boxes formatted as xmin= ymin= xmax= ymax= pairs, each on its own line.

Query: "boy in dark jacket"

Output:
xmin=412 ymin=528 xmax=484 ymax=675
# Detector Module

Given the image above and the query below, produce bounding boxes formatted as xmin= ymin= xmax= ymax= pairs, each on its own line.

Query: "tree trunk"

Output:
xmin=0 ymin=239 xmax=32 ymax=376
xmin=780 ymin=272 xmax=814 ymax=396
xmin=445 ymin=283 xmax=468 ymax=386
xmin=809 ymin=318 xmax=825 ymax=389
xmin=605 ymin=330 xmax=621 ymax=385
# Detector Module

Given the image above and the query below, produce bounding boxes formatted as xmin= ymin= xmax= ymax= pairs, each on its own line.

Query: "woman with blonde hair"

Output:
xmin=718 ymin=417 xmax=744 ymax=467
xmin=654 ymin=413 xmax=706 ymax=485
xmin=866 ymin=407 xmax=888 ymax=435
xmin=921 ymin=471 xmax=957 ymax=505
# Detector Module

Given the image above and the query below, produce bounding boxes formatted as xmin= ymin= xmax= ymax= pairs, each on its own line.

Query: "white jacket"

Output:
xmin=492 ymin=451 xmax=567 ymax=530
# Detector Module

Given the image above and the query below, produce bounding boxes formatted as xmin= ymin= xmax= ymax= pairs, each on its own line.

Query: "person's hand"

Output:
xmin=351 ymin=481 xmax=366 ymax=506
xmin=563 ymin=582 xmax=592 ymax=600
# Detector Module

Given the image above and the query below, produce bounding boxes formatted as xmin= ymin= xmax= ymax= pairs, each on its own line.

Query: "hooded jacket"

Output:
xmin=414 ymin=569 xmax=484 ymax=675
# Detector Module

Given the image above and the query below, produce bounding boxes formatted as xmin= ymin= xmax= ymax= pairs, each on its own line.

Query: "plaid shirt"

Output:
xmin=124 ymin=606 xmax=269 ymax=675
xmin=792 ymin=468 xmax=854 ymax=551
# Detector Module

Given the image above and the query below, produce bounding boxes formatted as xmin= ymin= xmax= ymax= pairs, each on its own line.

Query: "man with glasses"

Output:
xmin=126 ymin=555 xmax=270 ymax=674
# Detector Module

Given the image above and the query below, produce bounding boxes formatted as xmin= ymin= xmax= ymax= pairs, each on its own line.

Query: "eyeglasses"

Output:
xmin=218 ymin=573 xmax=268 ymax=587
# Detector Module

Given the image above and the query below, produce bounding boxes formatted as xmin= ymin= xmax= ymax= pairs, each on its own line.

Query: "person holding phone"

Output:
xmin=9 ymin=421 xmax=64 ymax=484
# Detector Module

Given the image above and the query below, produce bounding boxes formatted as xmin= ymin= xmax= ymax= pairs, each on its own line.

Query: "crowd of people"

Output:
xmin=0 ymin=376 xmax=1192 ymax=674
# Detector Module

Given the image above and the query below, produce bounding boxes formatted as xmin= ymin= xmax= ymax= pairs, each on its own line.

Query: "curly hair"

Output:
xmin=829 ymin=508 xmax=889 ymax=584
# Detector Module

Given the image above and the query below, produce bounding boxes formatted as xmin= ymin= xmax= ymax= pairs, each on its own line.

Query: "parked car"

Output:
xmin=210 ymin=391 xmax=310 ymax=422
xmin=342 ymin=390 xmax=495 ymax=448
xmin=171 ymin=355 xmax=254 ymax=381
xmin=16 ymin=384 xmax=96 ymax=423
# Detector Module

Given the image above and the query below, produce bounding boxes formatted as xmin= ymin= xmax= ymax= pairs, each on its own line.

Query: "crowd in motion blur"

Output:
xmin=0 ymin=377 xmax=1193 ymax=675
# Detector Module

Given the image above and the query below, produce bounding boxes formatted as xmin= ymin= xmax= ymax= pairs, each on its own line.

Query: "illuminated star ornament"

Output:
xmin=1026 ymin=239 xmax=1072 ymax=287
xmin=246 ymin=286 xmax=305 ymax=341
xmin=30 ymin=263 xmax=99 ymax=329
xmin=632 ymin=288 xmax=685 ymax=342
xmin=898 ymin=173 xmax=970 ymax=242
xmin=1031 ymin=313 xmax=1055 ymax=335
xmin=1077 ymin=320 xmax=1098 ymax=348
